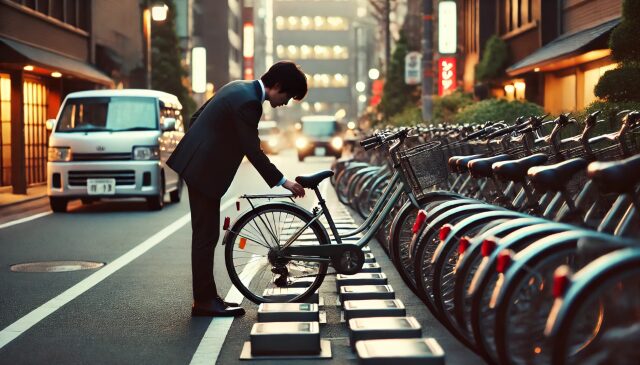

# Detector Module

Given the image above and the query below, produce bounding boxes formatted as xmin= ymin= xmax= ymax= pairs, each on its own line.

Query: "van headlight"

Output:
xmin=133 ymin=146 xmax=160 ymax=160
xmin=331 ymin=136 xmax=344 ymax=149
xmin=295 ymin=137 xmax=309 ymax=149
xmin=48 ymin=147 xmax=72 ymax=162
xmin=268 ymin=138 xmax=278 ymax=147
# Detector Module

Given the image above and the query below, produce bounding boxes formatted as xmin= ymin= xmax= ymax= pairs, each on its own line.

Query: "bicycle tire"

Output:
xmin=223 ymin=202 xmax=331 ymax=304
xmin=548 ymin=248 xmax=640 ymax=365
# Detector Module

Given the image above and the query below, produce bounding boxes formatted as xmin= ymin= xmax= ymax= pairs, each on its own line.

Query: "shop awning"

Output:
xmin=0 ymin=37 xmax=114 ymax=86
xmin=506 ymin=18 xmax=620 ymax=76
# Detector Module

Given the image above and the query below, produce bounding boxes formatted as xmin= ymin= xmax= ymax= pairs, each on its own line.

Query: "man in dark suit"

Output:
xmin=167 ymin=61 xmax=307 ymax=317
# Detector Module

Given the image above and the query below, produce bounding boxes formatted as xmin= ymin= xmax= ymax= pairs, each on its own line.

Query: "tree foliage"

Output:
xmin=595 ymin=0 xmax=640 ymax=102
xmin=475 ymin=35 xmax=509 ymax=83
xmin=151 ymin=0 xmax=196 ymax=119
xmin=378 ymin=34 xmax=421 ymax=119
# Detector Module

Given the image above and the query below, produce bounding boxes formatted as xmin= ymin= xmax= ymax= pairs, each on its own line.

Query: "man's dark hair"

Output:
xmin=260 ymin=61 xmax=308 ymax=100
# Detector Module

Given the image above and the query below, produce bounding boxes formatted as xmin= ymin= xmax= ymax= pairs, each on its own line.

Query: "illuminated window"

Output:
xmin=0 ymin=74 xmax=11 ymax=186
xmin=275 ymin=16 xmax=349 ymax=31
xmin=307 ymin=74 xmax=349 ymax=88
xmin=276 ymin=45 xmax=349 ymax=59
xmin=23 ymin=79 xmax=48 ymax=185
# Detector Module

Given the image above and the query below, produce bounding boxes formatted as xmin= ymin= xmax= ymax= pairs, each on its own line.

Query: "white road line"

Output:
xmin=190 ymin=183 xmax=328 ymax=364
xmin=0 ymin=211 xmax=52 ymax=230
xmin=0 ymin=198 xmax=243 ymax=349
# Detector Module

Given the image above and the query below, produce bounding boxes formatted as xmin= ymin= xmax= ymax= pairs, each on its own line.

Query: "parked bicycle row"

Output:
xmin=329 ymin=110 xmax=640 ymax=365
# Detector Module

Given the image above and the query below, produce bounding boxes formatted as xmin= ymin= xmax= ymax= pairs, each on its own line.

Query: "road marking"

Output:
xmin=0 ymin=211 xmax=192 ymax=348
xmin=0 ymin=211 xmax=52 ymax=230
xmin=189 ymin=257 xmax=265 ymax=365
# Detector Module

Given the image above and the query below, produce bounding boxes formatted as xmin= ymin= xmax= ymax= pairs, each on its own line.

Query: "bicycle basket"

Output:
xmin=398 ymin=141 xmax=448 ymax=199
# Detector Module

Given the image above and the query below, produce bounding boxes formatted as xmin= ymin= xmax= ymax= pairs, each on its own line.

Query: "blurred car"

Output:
xmin=258 ymin=120 xmax=283 ymax=154
xmin=295 ymin=115 xmax=343 ymax=161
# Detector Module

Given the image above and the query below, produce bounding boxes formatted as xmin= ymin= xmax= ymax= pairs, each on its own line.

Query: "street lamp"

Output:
xmin=143 ymin=2 xmax=168 ymax=89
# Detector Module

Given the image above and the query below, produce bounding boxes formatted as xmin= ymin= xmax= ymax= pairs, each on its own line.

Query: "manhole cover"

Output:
xmin=10 ymin=261 xmax=105 ymax=273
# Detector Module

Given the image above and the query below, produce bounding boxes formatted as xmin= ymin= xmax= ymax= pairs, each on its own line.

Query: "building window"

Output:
xmin=11 ymin=0 xmax=87 ymax=31
xmin=23 ymin=79 xmax=48 ymax=185
xmin=583 ymin=63 xmax=617 ymax=106
xmin=306 ymin=73 xmax=349 ymax=88
xmin=275 ymin=16 xmax=349 ymax=31
xmin=0 ymin=75 xmax=11 ymax=186
xmin=503 ymin=0 xmax=534 ymax=34
xmin=276 ymin=45 xmax=349 ymax=59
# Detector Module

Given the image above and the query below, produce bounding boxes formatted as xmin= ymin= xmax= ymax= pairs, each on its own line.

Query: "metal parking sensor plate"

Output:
xmin=240 ymin=339 xmax=332 ymax=360
xmin=10 ymin=261 xmax=105 ymax=272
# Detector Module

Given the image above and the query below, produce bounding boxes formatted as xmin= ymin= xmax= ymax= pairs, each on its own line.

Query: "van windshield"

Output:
xmin=56 ymin=97 xmax=158 ymax=132
xmin=302 ymin=121 xmax=337 ymax=137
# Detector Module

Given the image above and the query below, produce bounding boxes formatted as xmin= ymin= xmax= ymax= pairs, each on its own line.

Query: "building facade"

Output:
xmin=269 ymin=0 xmax=376 ymax=124
xmin=459 ymin=0 xmax=622 ymax=115
xmin=0 ymin=0 xmax=149 ymax=194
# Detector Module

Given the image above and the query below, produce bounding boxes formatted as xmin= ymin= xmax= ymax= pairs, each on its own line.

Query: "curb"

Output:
xmin=0 ymin=194 xmax=47 ymax=209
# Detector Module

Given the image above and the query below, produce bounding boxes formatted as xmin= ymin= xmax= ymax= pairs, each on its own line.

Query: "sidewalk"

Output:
xmin=0 ymin=185 xmax=47 ymax=208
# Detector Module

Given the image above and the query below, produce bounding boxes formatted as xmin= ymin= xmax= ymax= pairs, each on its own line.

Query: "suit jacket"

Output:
xmin=167 ymin=80 xmax=283 ymax=199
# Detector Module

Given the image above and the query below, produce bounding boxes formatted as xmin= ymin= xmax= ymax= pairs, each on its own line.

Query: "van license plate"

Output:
xmin=87 ymin=178 xmax=116 ymax=195
xmin=314 ymin=147 xmax=326 ymax=156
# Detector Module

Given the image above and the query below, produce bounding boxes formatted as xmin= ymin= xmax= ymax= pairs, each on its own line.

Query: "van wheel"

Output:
xmin=50 ymin=197 xmax=68 ymax=213
xmin=147 ymin=176 xmax=165 ymax=211
xmin=169 ymin=179 xmax=183 ymax=203
xmin=298 ymin=154 xmax=305 ymax=162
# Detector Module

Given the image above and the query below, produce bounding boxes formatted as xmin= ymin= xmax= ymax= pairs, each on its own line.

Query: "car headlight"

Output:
xmin=48 ymin=147 xmax=72 ymax=162
xmin=133 ymin=146 xmax=160 ymax=160
xmin=295 ymin=137 xmax=308 ymax=149
xmin=331 ymin=136 xmax=344 ymax=149
xmin=268 ymin=138 xmax=278 ymax=147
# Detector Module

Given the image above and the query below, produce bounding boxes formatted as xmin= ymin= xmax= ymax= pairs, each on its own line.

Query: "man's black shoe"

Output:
xmin=191 ymin=298 xmax=246 ymax=317
xmin=217 ymin=295 xmax=240 ymax=308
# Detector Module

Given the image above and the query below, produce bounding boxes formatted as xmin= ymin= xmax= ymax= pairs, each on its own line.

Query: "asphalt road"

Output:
xmin=0 ymin=149 xmax=483 ymax=364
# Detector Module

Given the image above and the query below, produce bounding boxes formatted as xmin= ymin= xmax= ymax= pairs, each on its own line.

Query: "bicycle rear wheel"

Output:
xmin=224 ymin=202 xmax=330 ymax=304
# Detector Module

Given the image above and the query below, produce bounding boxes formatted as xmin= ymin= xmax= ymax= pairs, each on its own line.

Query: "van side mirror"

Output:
xmin=162 ymin=117 xmax=176 ymax=132
xmin=45 ymin=119 xmax=56 ymax=131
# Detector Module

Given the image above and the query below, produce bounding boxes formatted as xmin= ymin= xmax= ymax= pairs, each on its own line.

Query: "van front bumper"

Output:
xmin=47 ymin=161 xmax=162 ymax=198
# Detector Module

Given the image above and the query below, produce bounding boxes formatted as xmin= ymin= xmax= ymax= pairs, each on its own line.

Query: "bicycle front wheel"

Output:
xmin=223 ymin=202 xmax=330 ymax=304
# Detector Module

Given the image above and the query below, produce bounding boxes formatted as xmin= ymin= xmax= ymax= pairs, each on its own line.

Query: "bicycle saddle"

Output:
xmin=527 ymin=158 xmax=587 ymax=192
xmin=296 ymin=170 xmax=335 ymax=189
xmin=448 ymin=156 xmax=462 ymax=172
xmin=455 ymin=154 xmax=485 ymax=173
xmin=492 ymin=153 xmax=548 ymax=182
xmin=587 ymin=154 xmax=640 ymax=193
xmin=468 ymin=154 xmax=512 ymax=178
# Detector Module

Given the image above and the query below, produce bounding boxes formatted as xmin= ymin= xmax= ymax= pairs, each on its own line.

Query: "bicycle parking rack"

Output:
xmin=364 ymin=252 xmax=376 ymax=263
xmin=335 ymin=272 xmax=387 ymax=291
xmin=241 ymin=321 xmax=332 ymax=360
xmin=339 ymin=285 xmax=395 ymax=303
xmin=258 ymin=303 xmax=326 ymax=324
xmin=355 ymin=338 xmax=445 ymax=365
xmin=359 ymin=262 xmax=382 ymax=273
xmin=262 ymin=287 xmax=320 ymax=303
xmin=343 ymin=299 xmax=406 ymax=321
xmin=348 ymin=316 xmax=422 ymax=348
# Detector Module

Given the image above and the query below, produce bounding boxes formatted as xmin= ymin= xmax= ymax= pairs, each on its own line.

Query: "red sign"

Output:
xmin=438 ymin=57 xmax=456 ymax=96
xmin=370 ymin=79 xmax=384 ymax=107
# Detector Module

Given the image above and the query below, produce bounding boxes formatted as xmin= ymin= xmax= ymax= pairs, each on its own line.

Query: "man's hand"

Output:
xmin=283 ymin=179 xmax=305 ymax=198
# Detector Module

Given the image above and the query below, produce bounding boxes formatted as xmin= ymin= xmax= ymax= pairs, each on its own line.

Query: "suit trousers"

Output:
xmin=187 ymin=184 xmax=220 ymax=301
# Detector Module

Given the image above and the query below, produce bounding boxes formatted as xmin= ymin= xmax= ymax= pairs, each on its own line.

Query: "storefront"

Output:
xmin=0 ymin=37 xmax=113 ymax=193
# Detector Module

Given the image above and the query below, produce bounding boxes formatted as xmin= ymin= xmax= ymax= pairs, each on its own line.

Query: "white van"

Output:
xmin=46 ymin=89 xmax=185 ymax=212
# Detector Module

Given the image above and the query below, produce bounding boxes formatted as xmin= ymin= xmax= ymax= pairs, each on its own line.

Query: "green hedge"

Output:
xmin=475 ymin=35 xmax=509 ymax=82
xmin=455 ymin=98 xmax=544 ymax=124
xmin=594 ymin=66 xmax=640 ymax=102
xmin=432 ymin=90 xmax=474 ymax=122
xmin=387 ymin=105 xmax=422 ymax=127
